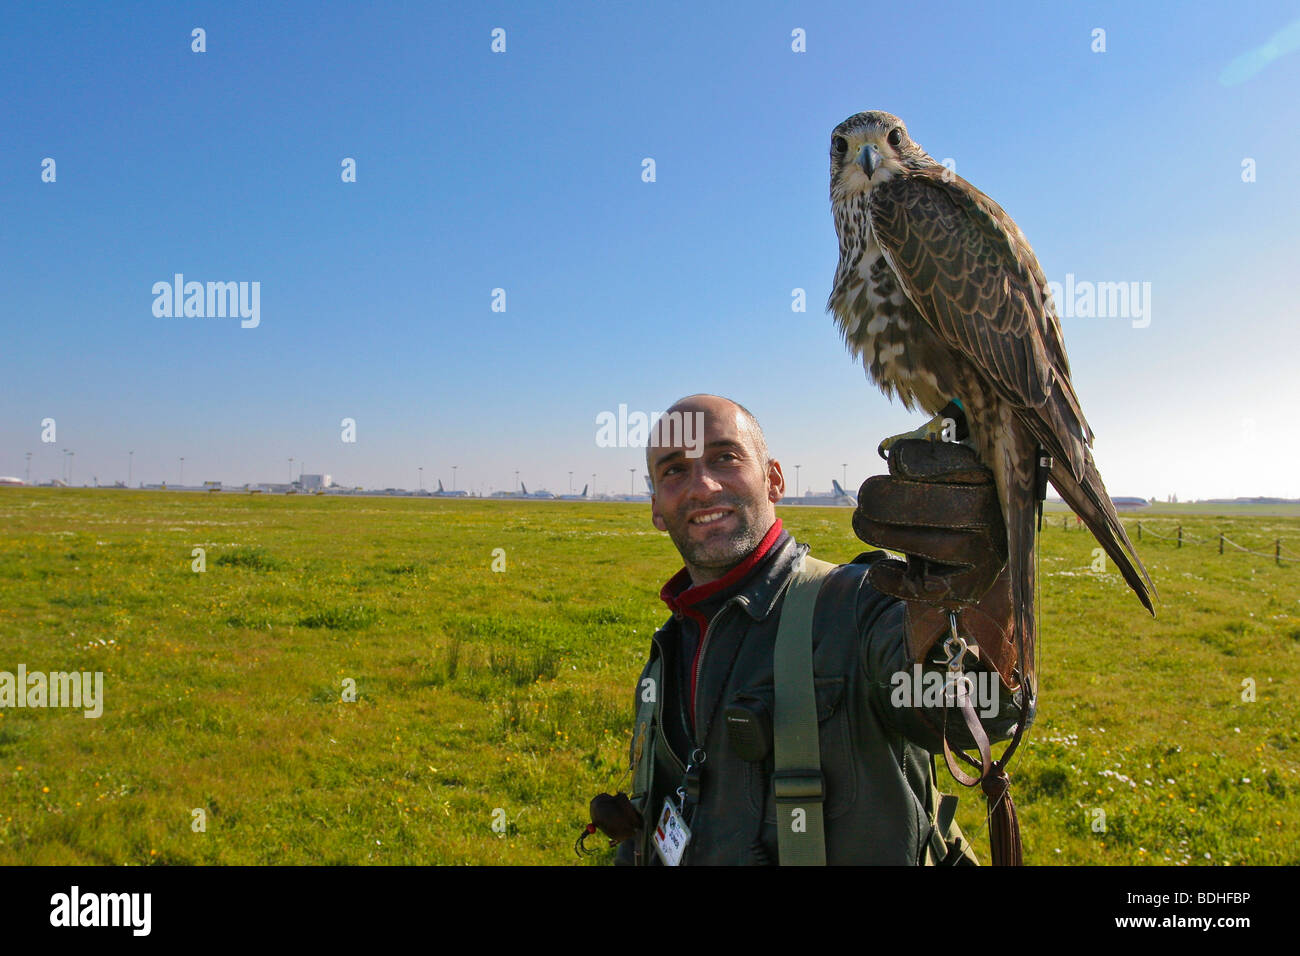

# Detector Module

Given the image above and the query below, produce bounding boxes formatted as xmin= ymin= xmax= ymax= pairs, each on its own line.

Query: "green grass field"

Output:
xmin=1 ymin=489 xmax=1296 ymax=865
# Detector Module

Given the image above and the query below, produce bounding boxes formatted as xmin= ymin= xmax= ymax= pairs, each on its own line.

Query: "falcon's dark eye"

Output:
xmin=833 ymin=136 xmax=847 ymax=155
xmin=887 ymin=127 xmax=903 ymax=148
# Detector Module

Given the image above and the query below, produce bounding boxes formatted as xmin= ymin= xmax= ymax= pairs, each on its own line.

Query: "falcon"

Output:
xmin=827 ymin=110 xmax=1157 ymax=696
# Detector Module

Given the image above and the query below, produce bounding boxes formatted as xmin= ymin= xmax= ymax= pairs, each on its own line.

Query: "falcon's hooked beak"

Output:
xmin=856 ymin=142 xmax=881 ymax=179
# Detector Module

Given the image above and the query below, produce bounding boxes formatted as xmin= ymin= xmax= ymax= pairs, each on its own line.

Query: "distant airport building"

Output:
xmin=1202 ymin=496 xmax=1300 ymax=505
xmin=203 ymin=481 xmax=222 ymax=490
xmin=300 ymin=474 xmax=332 ymax=491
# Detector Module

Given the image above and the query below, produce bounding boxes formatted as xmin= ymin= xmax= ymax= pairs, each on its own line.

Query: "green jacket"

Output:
xmin=616 ymin=535 xmax=1026 ymax=865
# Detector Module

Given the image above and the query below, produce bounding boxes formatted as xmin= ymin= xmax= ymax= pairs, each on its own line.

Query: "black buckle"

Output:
xmin=773 ymin=770 xmax=824 ymax=801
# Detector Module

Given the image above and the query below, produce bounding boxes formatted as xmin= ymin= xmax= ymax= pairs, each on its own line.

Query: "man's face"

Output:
xmin=649 ymin=401 xmax=784 ymax=583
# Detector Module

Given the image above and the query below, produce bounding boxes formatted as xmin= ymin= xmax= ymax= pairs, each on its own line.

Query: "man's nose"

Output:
xmin=685 ymin=465 xmax=723 ymax=495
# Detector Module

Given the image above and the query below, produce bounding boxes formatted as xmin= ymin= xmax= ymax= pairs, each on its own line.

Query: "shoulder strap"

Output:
xmin=773 ymin=554 xmax=837 ymax=865
xmin=921 ymin=753 xmax=978 ymax=865
xmin=630 ymin=654 xmax=662 ymax=864
xmin=630 ymin=655 xmax=662 ymax=801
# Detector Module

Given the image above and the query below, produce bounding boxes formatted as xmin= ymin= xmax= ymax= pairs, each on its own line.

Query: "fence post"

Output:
xmin=1137 ymin=520 xmax=1141 ymax=541
xmin=1219 ymin=533 xmax=1224 ymax=555
xmin=1279 ymin=539 xmax=1283 ymax=566
xmin=1063 ymin=515 xmax=1067 ymax=532
xmin=1177 ymin=525 xmax=1182 ymax=548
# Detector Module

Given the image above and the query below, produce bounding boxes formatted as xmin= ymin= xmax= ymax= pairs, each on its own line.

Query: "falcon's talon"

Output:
xmin=877 ymin=412 xmax=952 ymax=459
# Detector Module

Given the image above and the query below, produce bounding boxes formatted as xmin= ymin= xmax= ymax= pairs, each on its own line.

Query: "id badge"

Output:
xmin=652 ymin=796 xmax=692 ymax=866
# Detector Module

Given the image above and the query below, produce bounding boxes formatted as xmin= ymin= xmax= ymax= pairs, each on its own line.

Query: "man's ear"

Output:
xmin=766 ymin=459 xmax=785 ymax=503
xmin=651 ymin=495 xmax=668 ymax=531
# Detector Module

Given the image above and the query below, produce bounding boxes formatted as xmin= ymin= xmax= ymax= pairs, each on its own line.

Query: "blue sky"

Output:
xmin=3 ymin=0 xmax=1298 ymax=499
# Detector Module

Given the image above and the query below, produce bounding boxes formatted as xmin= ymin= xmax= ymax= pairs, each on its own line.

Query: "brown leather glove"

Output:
xmin=589 ymin=792 xmax=640 ymax=844
xmin=852 ymin=439 xmax=1020 ymax=693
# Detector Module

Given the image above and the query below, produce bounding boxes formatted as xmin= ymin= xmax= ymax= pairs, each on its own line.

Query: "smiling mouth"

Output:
xmin=689 ymin=508 xmax=732 ymax=526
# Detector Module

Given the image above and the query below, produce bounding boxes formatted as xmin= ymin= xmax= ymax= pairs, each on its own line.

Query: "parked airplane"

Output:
xmin=779 ymin=479 xmax=857 ymax=507
xmin=432 ymin=479 xmax=468 ymax=498
xmin=520 ymin=483 xmax=555 ymax=499
xmin=0 ymin=477 xmax=25 ymax=486
xmin=558 ymin=484 xmax=589 ymax=500
xmin=831 ymin=479 xmax=858 ymax=507
xmin=610 ymin=475 xmax=652 ymax=503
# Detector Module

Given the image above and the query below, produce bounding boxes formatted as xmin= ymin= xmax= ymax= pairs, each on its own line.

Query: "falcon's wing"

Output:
xmin=868 ymin=168 xmax=1092 ymax=481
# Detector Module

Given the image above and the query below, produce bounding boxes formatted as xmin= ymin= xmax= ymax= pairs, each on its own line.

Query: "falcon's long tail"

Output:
xmin=1050 ymin=454 xmax=1158 ymax=615
xmin=986 ymin=420 xmax=1042 ymax=700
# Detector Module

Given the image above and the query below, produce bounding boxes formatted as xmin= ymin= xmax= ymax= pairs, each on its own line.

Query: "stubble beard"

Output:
xmin=669 ymin=499 xmax=770 ymax=576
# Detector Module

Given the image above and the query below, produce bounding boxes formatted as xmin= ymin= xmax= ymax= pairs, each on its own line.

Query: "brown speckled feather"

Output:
xmin=868 ymin=169 xmax=1091 ymax=480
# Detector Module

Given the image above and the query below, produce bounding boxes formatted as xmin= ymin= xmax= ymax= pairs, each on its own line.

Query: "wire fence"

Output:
xmin=1052 ymin=513 xmax=1297 ymax=566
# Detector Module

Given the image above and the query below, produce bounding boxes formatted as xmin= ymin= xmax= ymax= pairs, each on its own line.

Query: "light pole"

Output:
xmin=288 ymin=457 xmax=294 ymax=485
xmin=25 ymin=452 xmax=31 ymax=484
xmin=629 ymin=468 xmax=635 ymax=494
xmin=842 ymin=463 xmax=847 ymax=488
xmin=418 ymin=466 xmax=423 ymax=492
xmin=568 ymin=471 xmax=573 ymax=494
xmin=67 ymin=451 xmax=74 ymax=486
xmin=795 ymin=464 xmax=801 ymax=497
xmin=129 ymin=451 xmax=134 ymax=487
xmin=591 ymin=473 xmax=596 ymax=498
xmin=179 ymin=457 xmax=184 ymax=487
xmin=61 ymin=449 xmax=68 ymax=483
xmin=452 ymin=465 xmax=458 ymax=491
xmin=514 ymin=470 xmax=519 ymax=492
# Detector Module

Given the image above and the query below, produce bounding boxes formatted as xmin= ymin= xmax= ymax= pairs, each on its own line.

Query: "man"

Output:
xmin=610 ymin=393 xmax=1030 ymax=865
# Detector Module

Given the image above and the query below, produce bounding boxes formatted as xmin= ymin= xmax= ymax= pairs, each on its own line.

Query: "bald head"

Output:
xmin=646 ymin=394 xmax=769 ymax=493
